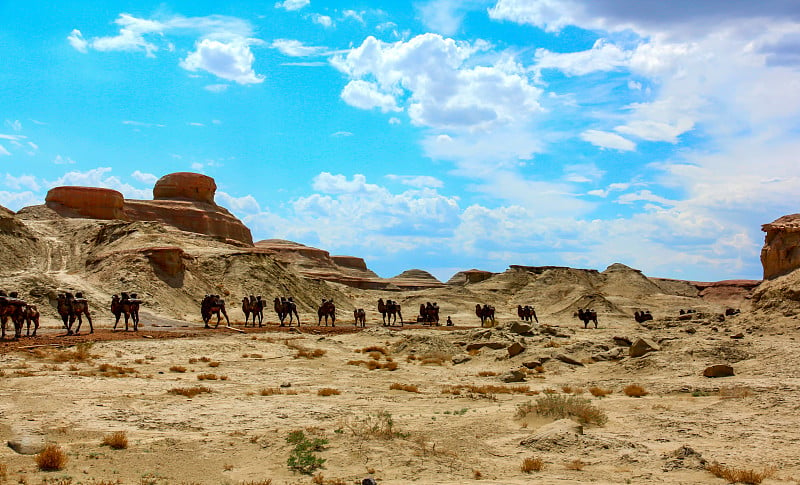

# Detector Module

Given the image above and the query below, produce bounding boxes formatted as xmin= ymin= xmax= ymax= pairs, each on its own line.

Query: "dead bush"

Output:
xmin=368 ymin=351 xmax=383 ymax=361
xmin=208 ymin=361 xmax=221 ymax=367
xmin=35 ymin=444 xmax=67 ymax=471
xmin=623 ymin=384 xmax=648 ymax=397
xmin=97 ymin=364 xmax=136 ymax=377
xmin=719 ymin=386 xmax=753 ymax=399
xmin=197 ymin=373 xmax=218 ymax=380
xmin=565 ymin=459 xmax=585 ymax=471
xmin=168 ymin=386 xmax=212 ymax=398
xmin=317 ymin=388 xmax=341 ymax=396
xmin=589 ymin=386 xmax=612 ymax=397
xmin=101 ymin=431 xmax=128 ymax=450
xmin=706 ymin=462 xmax=775 ymax=484
xmin=169 ymin=365 xmax=186 ymax=373
xmin=521 ymin=456 xmax=544 ymax=473
xmin=341 ymin=411 xmax=406 ymax=439
xmin=389 ymin=383 xmax=420 ymax=393
xmin=518 ymin=394 xmax=607 ymax=426
xmin=419 ymin=352 xmax=449 ymax=365
xmin=477 ymin=371 xmax=498 ymax=377
xmin=361 ymin=345 xmax=389 ymax=355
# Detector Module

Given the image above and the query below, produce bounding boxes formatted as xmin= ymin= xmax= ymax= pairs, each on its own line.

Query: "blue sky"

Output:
xmin=3 ymin=0 xmax=800 ymax=282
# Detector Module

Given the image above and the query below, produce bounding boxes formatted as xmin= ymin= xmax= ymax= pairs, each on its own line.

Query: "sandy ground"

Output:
xmin=1 ymin=312 xmax=798 ymax=485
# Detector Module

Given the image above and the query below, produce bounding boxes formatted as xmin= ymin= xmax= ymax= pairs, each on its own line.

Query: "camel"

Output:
xmin=377 ymin=298 xmax=403 ymax=326
xmin=70 ymin=292 xmax=93 ymax=334
xmin=318 ymin=298 xmax=336 ymax=326
xmin=274 ymin=297 xmax=300 ymax=326
xmin=418 ymin=302 xmax=440 ymax=326
xmin=201 ymin=294 xmax=229 ymax=328
xmin=56 ymin=293 xmax=74 ymax=334
xmin=111 ymin=292 xmax=139 ymax=331
xmin=128 ymin=293 xmax=141 ymax=329
xmin=353 ymin=308 xmax=366 ymax=327
xmin=0 ymin=291 xmax=27 ymax=339
xmin=475 ymin=304 xmax=495 ymax=327
xmin=517 ymin=305 xmax=538 ymax=323
xmin=242 ymin=296 xmax=254 ymax=327
xmin=23 ymin=304 xmax=39 ymax=337
xmin=575 ymin=308 xmax=598 ymax=329
xmin=251 ymin=296 xmax=264 ymax=326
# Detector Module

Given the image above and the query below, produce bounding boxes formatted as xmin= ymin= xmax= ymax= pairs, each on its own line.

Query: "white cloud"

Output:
xmin=312 ymin=14 xmax=333 ymax=28
xmin=53 ymin=155 xmax=76 ymax=165
xmin=48 ymin=167 xmax=151 ymax=199
xmin=342 ymin=10 xmax=365 ymax=24
xmin=271 ymin=39 xmax=325 ymax=57
xmin=340 ymin=80 xmax=401 ymax=113
xmin=581 ymin=130 xmax=636 ymax=151
xmin=181 ymin=38 xmax=264 ymax=84
xmin=0 ymin=145 xmax=10 ymax=157
xmin=563 ymin=163 xmax=605 ymax=183
xmin=388 ymin=117 xmax=401 ymax=125
xmin=331 ymin=131 xmax=353 ymax=137
xmin=5 ymin=120 xmax=22 ymax=132
xmin=188 ymin=122 xmax=205 ymax=126
xmin=67 ymin=29 xmax=88 ymax=53
xmin=333 ymin=34 xmax=543 ymax=131
xmin=275 ymin=0 xmax=310 ymax=11
xmin=417 ymin=0 xmax=486 ymax=36
xmin=0 ymin=191 xmax=40 ymax=211
xmin=535 ymin=39 xmax=630 ymax=75
xmin=587 ymin=182 xmax=632 ymax=198
xmin=204 ymin=84 xmax=229 ymax=93
xmin=131 ymin=170 xmax=158 ymax=185
xmin=216 ymin=191 xmax=261 ymax=213
xmin=4 ymin=174 xmax=40 ymax=191
xmin=386 ymin=175 xmax=445 ymax=189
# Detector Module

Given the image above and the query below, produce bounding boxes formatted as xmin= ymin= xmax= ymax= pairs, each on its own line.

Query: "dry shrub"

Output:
xmin=249 ymin=353 xmax=263 ymax=359
xmin=362 ymin=346 xmax=388 ymax=355
xmin=260 ymin=387 xmax=281 ymax=396
xmin=238 ymin=481 xmax=272 ymax=485
xmin=188 ymin=358 xmax=198 ymax=364
xmin=561 ymin=386 xmax=573 ymax=393
xmin=419 ymin=352 xmax=448 ymax=365
xmin=220 ymin=375 xmax=229 ymax=381
xmin=368 ymin=351 xmax=383 ymax=361
xmin=473 ymin=469 xmax=482 ymax=479
xmin=199 ymin=356 xmax=211 ymax=362
xmin=468 ymin=348 xmax=481 ymax=356
xmin=707 ymin=462 xmax=775 ymax=485
xmin=719 ymin=386 xmax=753 ymax=399
xmin=623 ymin=384 xmax=648 ymax=397
xmin=365 ymin=360 xmax=380 ymax=370
xmin=383 ymin=361 xmax=398 ymax=371
xmin=97 ymin=363 xmax=136 ymax=377
xmin=442 ymin=384 xmax=530 ymax=397
xmin=35 ymin=444 xmax=67 ymax=471
xmin=543 ymin=388 xmax=557 ymax=394
xmin=43 ymin=343 xmax=95 ymax=363
xmin=169 ymin=365 xmax=186 ymax=373
xmin=406 ymin=354 xmax=417 ymax=362
xmin=534 ymin=365 xmax=545 ymax=373
xmin=101 ymin=431 xmax=128 ymax=450
xmin=544 ymin=340 xmax=559 ymax=348
xmin=589 ymin=386 xmax=612 ymax=397
xmin=518 ymin=394 xmax=607 ymax=426
xmin=168 ymin=386 xmax=212 ymax=398
xmin=208 ymin=361 xmax=221 ymax=367
xmin=341 ymin=411 xmax=405 ymax=440
xmin=347 ymin=360 xmax=366 ymax=366
xmin=0 ymin=462 xmax=6 ymax=480
xmin=197 ymin=373 xmax=218 ymax=380
xmin=521 ymin=456 xmax=544 ymax=473
xmin=134 ymin=359 xmax=145 ymax=364
xmin=317 ymin=388 xmax=341 ymax=396
xmin=389 ymin=383 xmax=420 ymax=393
xmin=296 ymin=348 xmax=326 ymax=359
xmin=477 ymin=371 xmax=498 ymax=377
xmin=565 ymin=459 xmax=585 ymax=471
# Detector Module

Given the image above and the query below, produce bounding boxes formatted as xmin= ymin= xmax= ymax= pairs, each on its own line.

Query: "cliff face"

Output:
xmin=43 ymin=172 xmax=253 ymax=246
xmin=761 ymin=214 xmax=800 ymax=280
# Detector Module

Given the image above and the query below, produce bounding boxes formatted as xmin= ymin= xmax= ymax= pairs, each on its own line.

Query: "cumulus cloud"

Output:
xmin=131 ymin=170 xmax=158 ymax=185
xmin=340 ymin=80 xmax=401 ymax=113
xmin=271 ymin=39 xmax=325 ymax=57
xmin=48 ymin=167 xmax=151 ymax=199
xmin=4 ymin=174 xmax=40 ymax=191
xmin=386 ymin=175 xmax=445 ymax=189
xmin=181 ymin=38 xmax=264 ymax=84
xmin=581 ymin=130 xmax=636 ymax=151
xmin=275 ymin=0 xmax=310 ymax=11
xmin=67 ymin=29 xmax=88 ymax=53
xmin=312 ymin=14 xmax=333 ymax=28
xmin=53 ymin=155 xmax=76 ymax=165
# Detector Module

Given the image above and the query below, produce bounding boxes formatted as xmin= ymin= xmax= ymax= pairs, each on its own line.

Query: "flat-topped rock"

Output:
xmin=762 ymin=214 xmax=800 ymax=279
xmin=46 ymin=186 xmax=126 ymax=220
xmin=447 ymin=269 xmax=495 ymax=285
xmin=390 ymin=269 xmax=444 ymax=290
xmin=153 ymin=172 xmax=216 ymax=204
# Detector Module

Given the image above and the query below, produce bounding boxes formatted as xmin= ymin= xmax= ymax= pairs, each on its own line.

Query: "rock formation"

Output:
xmin=447 ymin=269 xmax=495 ymax=285
xmin=43 ymin=172 xmax=253 ymax=246
xmin=761 ymin=214 xmax=800 ymax=279
xmin=389 ymin=269 xmax=444 ymax=291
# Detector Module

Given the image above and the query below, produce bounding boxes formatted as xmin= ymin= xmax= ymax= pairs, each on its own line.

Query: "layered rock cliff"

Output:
xmin=761 ymin=214 xmax=800 ymax=280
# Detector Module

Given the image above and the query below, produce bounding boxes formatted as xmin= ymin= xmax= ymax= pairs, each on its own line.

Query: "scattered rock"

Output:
xmin=466 ymin=342 xmax=507 ymax=351
xmin=629 ymin=338 xmax=660 ymax=357
xmin=8 ymin=433 xmax=45 ymax=455
xmin=555 ymin=353 xmax=584 ymax=366
xmin=508 ymin=322 xmax=534 ymax=335
xmin=703 ymin=364 xmax=734 ymax=378
xmin=499 ymin=370 xmax=526 ymax=382
xmin=592 ymin=347 xmax=625 ymax=361
xmin=686 ymin=327 xmax=696 ymax=334
xmin=452 ymin=354 xmax=471 ymax=365
xmin=507 ymin=342 xmax=526 ymax=357
xmin=520 ymin=419 xmax=583 ymax=446
xmin=522 ymin=360 xmax=542 ymax=369
xmin=663 ymin=445 xmax=707 ymax=471
xmin=613 ymin=336 xmax=632 ymax=346
xmin=730 ymin=333 xmax=745 ymax=339
xmin=280 ymin=382 xmax=292 ymax=388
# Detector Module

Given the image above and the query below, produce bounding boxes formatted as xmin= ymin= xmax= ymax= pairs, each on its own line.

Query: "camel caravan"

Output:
xmin=0 ymin=291 xmax=39 ymax=339
xmin=111 ymin=292 xmax=142 ymax=332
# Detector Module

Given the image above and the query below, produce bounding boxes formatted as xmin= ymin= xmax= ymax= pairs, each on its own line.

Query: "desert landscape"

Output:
xmin=1 ymin=173 xmax=799 ymax=484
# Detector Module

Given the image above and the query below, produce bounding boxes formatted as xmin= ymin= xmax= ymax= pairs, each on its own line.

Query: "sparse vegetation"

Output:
xmin=97 ymin=363 xmax=136 ymax=377
xmin=518 ymin=394 xmax=607 ymax=426
xmin=169 ymin=365 xmax=186 ymax=373
xmin=35 ymin=444 xmax=68 ymax=471
xmin=341 ymin=411 xmax=406 ymax=439
xmin=168 ymin=386 xmax=212 ymax=398
xmin=389 ymin=383 xmax=420 ymax=393
xmin=623 ymin=384 xmax=648 ymax=397
xmin=442 ymin=384 xmax=531 ymax=396
xmin=286 ymin=430 xmax=327 ymax=475
xmin=208 ymin=361 xmax=221 ymax=367
xmin=197 ymin=373 xmax=218 ymax=380
xmin=589 ymin=386 xmax=613 ymax=397
xmin=706 ymin=462 xmax=775 ymax=484
xmin=521 ymin=456 xmax=544 ymax=473
xmin=719 ymin=386 xmax=753 ymax=399
xmin=565 ymin=459 xmax=585 ymax=471
xmin=101 ymin=431 xmax=128 ymax=450
xmin=477 ymin=371 xmax=498 ymax=377
xmin=317 ymin=388 xmax=340 ymax=396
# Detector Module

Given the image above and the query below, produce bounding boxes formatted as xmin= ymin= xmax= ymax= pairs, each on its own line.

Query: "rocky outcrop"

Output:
xmin=46 ymin=186 xmax=126 ymax=220
xmin=447 ymin=269 xmax=495 ymax=285
xmin=389 ymin=269 xmax=445 ymax=291
xmin=42 ymin=173 xmax=253 ymax=246
xmin=761 ymin=214 xmax=800 ymax=279
xmin=332 ymin=256 xmax=368 ymax=271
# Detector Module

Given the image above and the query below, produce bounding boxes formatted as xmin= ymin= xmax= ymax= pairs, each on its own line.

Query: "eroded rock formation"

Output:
xmin=43 ymin=173 xmax=253 ymax=246
xmin=761 ymin=214 xmax=800 ymax=280
xmin=390 ymin=269 xmax=445 ymax=290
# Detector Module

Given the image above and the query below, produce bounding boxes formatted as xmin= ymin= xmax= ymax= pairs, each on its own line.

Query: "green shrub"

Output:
xmin=286 ymin=431 xmax=327 ymax=475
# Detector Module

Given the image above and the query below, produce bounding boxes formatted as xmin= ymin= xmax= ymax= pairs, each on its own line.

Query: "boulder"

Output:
xmin=508 ymin=322 xmax=534 ymax=335
xmin=7 ymin=433 xmax=45 ymax=455
xmin=629 ymin=338 xmax=660 ymax=357
xmin=466 ymin=342 xmax=507 ymax=351
xmin=592 ymin=347 xmax=625 ymax=361
xmin=507 ymin=342 xmax=526 ymax=357
xmin=520 ymin=418 xmax=583 ymax=447
xmin=555 ymin=353 xmax=584 ymax=366
xmin=703 ymin=364 xmax=734 ymax=378
xmin=153 ymin=172 xmax=216 ymax=204
xmin=451 ymin=354 xmax=471 ymax=365
xmin=522 ymin=360 xmax=542 ymax=369
xmin=46 ymin=186 xmax=126 ymax=220
xmin=663 ymin=445 xmax=707 ymax=471
xmin=761 ymin=214 xmax=800 ymax=279
xmin=499 ymin=370 xmax=526 ymax=382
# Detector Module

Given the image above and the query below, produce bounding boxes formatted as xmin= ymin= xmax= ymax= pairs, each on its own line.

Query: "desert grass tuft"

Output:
xmin=197 ymin=373 xmax=218 ymax=380
xmin=361 ymin=345 xmax=389 ymax=355
xmin=473 ymin=469 xmax=482 ymax=479
xmin=35 ymin=444 xmax=67 ymax=471
xmin=442 ymin=384 xmax=530 ymax=396
xmin=207 ymin=361 xmax=221 ymax=367
xmin=623 ymin=384 xmax=648 ymax=397
xmin=477 ymin=371 xmax=498 ymax=377
xmin=518 ymin=394 xmax=607 ymax=426
xmin=565 ymin=459 xmax=585 ymax=471
xmin=97 ymin=363 xmax=136 ymax=377
xmin=101 ymin=431 xmax=128 ymax=450
xmin=521 ymin=456 xmax=544 ymax=473
xmin=389 ymin=383 xmax=420 ymax=393
xmin=589 ymin=386 xmax=612 ymax=397
xmin=719 ymin=386 xmax=753 ymax=399
xmin=169 ymin=365 xmax=187 ymax=373
xmin=706 ymin=462 xmax=775 ymax=485
xmin=341 ymin=411 xmax=406 ymax=440
xmin=168 ymin=386 xmax=212 ymax=398
xmin=317 ymin=388 xmax=341 ymax=396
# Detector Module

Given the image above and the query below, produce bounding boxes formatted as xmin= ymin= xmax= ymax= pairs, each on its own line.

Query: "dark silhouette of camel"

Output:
xmin=318 ymin=299 xmax=336 ymax=326
xmin=377 ymin=298 xmax=403 ymax=326
xmin=475 ymin=304 xmax=495 ymax=326
xmin=517 ymin=305 xmax=538 ymax=323
xmin=574 ymin=308 xmax=598 ymax=329
xmin=201 ymin=294 xmax=229 ymax=328
xmin=353 ymin=308 xmax=366 ymax=327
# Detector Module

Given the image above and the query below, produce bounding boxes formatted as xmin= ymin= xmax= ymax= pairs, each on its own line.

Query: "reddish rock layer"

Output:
xmin=332 ymin=256 xmax=368 ymax=271
xmin=46 ymin=187 xmax=126 ymax=220
xmin=153 ymin=172 xmax=216 ymax=204
xmin=447 ymin=269 xmax=496 ymax=285
xmin=761 ymin=214 xmax=800 ymax=279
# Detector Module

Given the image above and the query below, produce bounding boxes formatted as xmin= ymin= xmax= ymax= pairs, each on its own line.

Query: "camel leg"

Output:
xmin=113 ymin=314 xmax=120 ymax=330
xmin=32 ymin=316 xmax=39 ymax=337
xmin=73 ymin=314 xmax=82 ymax=335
